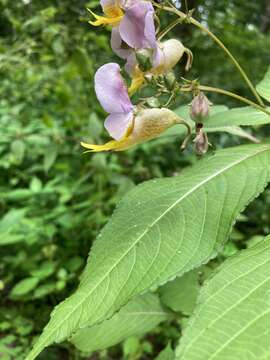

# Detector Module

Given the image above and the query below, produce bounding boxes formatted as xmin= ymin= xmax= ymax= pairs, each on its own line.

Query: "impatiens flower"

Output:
xmin=93 ymin=62 xmax=134 ymax=141
xmin=89 ymin=0 xmax=156 ymax=50
xmin=81 ymin=62 xmax=184 ymax=152
xmin=152 ymin=39 xmax=193 ymax=74
xmin=82 ymin=107 xmax=183 ymax=152
xmin=112 ymin=36 xmax=193 ymax=94
xmin=130 ymin=39 xmax=193 ymax=94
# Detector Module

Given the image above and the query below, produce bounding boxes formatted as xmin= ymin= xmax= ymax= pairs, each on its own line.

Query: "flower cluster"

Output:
xmin=82 ymin=0 xmax=193 ymax=152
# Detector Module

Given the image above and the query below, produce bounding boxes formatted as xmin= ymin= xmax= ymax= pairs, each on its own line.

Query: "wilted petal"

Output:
xmin=95 ymin=63 xmax=133 ymax=114
xmin=104 ymin=112 xmax=134 ymax=140
xmin=119 ymin=1 xmax=156 ymax=49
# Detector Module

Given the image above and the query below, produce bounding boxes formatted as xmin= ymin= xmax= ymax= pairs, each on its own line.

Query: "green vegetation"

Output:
xmin=1 ymin=0 xmax=270 ymax=359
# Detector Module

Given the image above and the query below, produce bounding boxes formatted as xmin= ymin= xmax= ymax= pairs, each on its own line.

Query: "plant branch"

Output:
xmin=180 ymin=84 xmax=270 ymax=116
xmin=158 ymin=18 xmax=182 ymax=40
xmin=152 ymin=1 xmax=265 ymax=107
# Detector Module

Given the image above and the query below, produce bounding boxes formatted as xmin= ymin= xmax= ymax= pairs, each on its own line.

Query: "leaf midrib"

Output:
xmin=29 ymin=145 xmax=270 ymax=359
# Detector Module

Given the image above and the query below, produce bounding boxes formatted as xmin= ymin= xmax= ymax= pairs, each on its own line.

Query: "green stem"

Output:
xmin=158 ymin=18 xmax=182 ymax=41
xmin=152 ymin=2 xmax=265 ymax=107
xmin=181 ymin=84 xmax=270 ymax=116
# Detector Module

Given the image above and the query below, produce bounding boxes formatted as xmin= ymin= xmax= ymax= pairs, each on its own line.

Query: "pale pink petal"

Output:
xmin=144 ymin=9 xmax=156 ymax=47
xmin=152 ymin=43 xmax=165 ymax=69
xmin=111 ymin=27 xmax=133 ymax=60
xmin=124 ymin=53 xmax=137 ymax=75
xmin=119 ymin=1 xmax=156 ymax=49
xmin=95 ymin=63 xmax=133 ymax=114
xmin=104 ymin=112 xmax=134 ymax=140
xmin=100 ymin=0 xmax=116 ymax=11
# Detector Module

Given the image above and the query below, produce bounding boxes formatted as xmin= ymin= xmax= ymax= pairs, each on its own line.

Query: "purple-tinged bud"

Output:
xmin=190 ymin=93 xmax=210 ymax=123
xmin=194 ymin=128 xmax=209 ymax=155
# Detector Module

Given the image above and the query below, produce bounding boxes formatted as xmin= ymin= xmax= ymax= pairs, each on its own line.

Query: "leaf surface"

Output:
xmin=71 ymin=293 xmax=169 ymax=353
xmin=204 ymin=106 xmax=270 ymax=127
xmin=155 ymin=343 xmax=175 ymax=360
xmin=26 ymin=144 xmax=270 ymax=360
xmin=175 ymin=236 xmax=270 ymax=360
xmin=257 ymin=65 xmax=270 ymax=102
xmin=159 ymin=269 xmax=200 ymax=315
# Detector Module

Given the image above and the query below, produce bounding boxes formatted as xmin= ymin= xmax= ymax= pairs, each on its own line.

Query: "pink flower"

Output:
xmin=81 ymin=63 xmax=182 ymax=152
xmin=89 ymin=0 xmax=156 ymax=50
xmin=94 ymin=63 xmax=134 ymax=141
xmin=112 ymin=36 xmax=193 ymax=94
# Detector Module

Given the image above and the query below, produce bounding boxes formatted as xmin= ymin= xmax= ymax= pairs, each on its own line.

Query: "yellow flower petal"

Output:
xmin=128 ymin=69 xmax=145 ymax=96
xmin=81 ymin=138 xmax=132 ymax=152
xmin=88 ymin=7 xmax=123 ymax=27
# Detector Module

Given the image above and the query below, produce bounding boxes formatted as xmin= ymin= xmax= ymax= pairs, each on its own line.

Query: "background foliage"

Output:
xmin=1 ymin=0 xmax=270 ymax=359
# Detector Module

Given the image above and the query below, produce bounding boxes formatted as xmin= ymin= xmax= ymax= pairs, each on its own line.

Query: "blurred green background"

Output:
xmin=1 ymin=0 xmax=270 ymax=359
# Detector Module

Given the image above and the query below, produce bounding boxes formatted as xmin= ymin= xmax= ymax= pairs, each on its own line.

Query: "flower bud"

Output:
xmin=161 ymin=39 xmax=185 ymax=72
xmin=190 ymin=93 xmax=210 ymax=123
xmin=164 ymin=71 xmax=176 ymax=90
xmin=154 ymin=39 xmax=193 ymax=75
xmin=136 ymin=49 xmax=153 ymax=72
xmin=194 ymin=128 xmax=209 ymax=155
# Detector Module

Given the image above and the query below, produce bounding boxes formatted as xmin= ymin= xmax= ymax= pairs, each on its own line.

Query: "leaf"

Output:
xmin=0 ymin=209 xmax=26 ymax=245
xmin=162 ymin=105 xmax=269 ymax=141
xmin=26 ymin=144 xmax=270 ymax=360
xmin=256 ymin=65 xmax=270 ymax=102
xmin=155 ymin=343 xmax=175 ymax=360
xmin=71 ymin=293 xmax=169 ymax=353
xmin=204 ymin=106 xmax=270 ymax=127
xmin=30 ymin=262 xmax=56 ymax=280
xmin=10 ymin=278 xmax=39 ymax=298
xmin=159 ymin=269 xmax=200 ymax=316
xmin=210 ymin=126 xmax=259 ymax=143
xmin=30 ymin=177 xmax=43 ymax=193
xmin=0 ymin=209 xmax=26 ymax=234
xmin=11 ymin=139 xmax=25 ymax=163
xmin=44 ymin=146 xmax=58 ymax=172
xmin=123 ymin=336 xmax=141 ymax=358
xmin=175 ymin=235 xmax=270 ymax=360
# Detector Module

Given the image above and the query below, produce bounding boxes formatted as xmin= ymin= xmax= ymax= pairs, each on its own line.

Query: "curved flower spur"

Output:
xmin=81 ymin=63 xmax=191 ymax=152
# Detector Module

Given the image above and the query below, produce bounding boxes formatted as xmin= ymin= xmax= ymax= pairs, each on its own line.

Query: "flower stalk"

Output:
xmin=152 ymin=1 xmax=265 ymax=107
xmin=180 ymin=84 xmax=270 ymax=117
